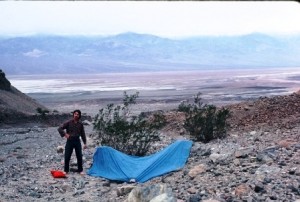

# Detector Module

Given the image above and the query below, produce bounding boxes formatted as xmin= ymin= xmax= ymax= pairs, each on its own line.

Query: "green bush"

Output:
xmin=36 ymin=107 xmax=49 ymax=116
xmin=93 ymin=91 xmax=166 ymax=156
xmin=178 ymin=92 xmax=230 ymax=143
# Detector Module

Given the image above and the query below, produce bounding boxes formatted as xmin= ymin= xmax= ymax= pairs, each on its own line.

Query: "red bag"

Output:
xmin=51 ymin=170 xmax=67 ymax=178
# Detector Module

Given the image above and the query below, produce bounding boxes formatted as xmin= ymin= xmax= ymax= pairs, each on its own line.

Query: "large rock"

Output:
xmin=126 ymin=184 xmax=176 ymax=202
xmin=0 ymin=69 xmax=11 ymax=91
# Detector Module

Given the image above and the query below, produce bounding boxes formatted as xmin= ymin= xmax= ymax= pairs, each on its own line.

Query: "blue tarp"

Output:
xmin=87 ymin=140 xmax=193 ymax=183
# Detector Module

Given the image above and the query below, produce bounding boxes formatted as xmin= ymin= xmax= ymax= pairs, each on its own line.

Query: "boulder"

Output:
xmin=126 ymin=184 xmax=176 ymax=202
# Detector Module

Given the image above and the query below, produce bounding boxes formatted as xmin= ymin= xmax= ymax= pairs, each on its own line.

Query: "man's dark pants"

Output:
xmin=64 ymin=138 xmax=83 ymax=173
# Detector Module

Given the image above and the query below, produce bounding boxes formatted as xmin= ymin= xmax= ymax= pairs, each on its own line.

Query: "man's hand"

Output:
xmin=83 ymin=144 xmax=87 ymax=149
xmin=64 ymin=133 xmax=70 ymax=139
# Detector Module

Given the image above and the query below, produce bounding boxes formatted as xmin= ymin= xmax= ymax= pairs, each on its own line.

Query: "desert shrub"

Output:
xmin=178 ymin=92 xmax=230 ymax=143
xmin=93 ymin=91 xmax=166 ymax=156
xmin=36 ymin=107 xmax=49 ymax=116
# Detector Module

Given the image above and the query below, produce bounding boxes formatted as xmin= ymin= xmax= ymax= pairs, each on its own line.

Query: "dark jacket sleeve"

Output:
xmin=80 ymin=123 xmax=87 ymax=144
xmin=58 ymin=121 xmax=69 ymax=137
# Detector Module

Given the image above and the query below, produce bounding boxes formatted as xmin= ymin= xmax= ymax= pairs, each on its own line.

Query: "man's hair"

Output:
xmin=73 ymin=109 xmax=81 ymax=119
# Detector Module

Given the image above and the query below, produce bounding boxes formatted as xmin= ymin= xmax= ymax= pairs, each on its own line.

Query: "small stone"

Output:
xmin=254 ymin=182 xmax=265 ymax=193
xmin=116 ymin=185 xmax=135 ymax=196
xmin=188 ymin=164 xmax=206 ymax=178
xmin=57 ymin=146 xmax=64 ymax=153
xmin=235 ymin=184 xmax=250 ymax=197
xmin=0 ymin=157 xmax=6 ymax=162
xmin=187 ymin=187 xmax=197 ymax=194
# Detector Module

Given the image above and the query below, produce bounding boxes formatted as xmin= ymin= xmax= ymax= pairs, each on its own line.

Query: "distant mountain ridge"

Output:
xmin=1 ymin=32 xmax=300 ymax=75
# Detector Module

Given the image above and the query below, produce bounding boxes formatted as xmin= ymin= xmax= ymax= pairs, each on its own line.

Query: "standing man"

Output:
xmin=58 ymin=109 xmax=87 ymax=174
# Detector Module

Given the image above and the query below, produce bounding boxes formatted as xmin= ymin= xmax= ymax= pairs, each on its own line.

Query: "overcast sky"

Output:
xmin=1 ymin=1 xmax=300 ymax=38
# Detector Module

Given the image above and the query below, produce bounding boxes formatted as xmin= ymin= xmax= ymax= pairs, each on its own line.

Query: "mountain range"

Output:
xmin=1 ymin=32 xmax=300 ymax=75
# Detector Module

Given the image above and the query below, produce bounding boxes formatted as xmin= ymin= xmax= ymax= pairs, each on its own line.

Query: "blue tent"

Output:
xmin=87 ymin=140 xmax=193 ymax=183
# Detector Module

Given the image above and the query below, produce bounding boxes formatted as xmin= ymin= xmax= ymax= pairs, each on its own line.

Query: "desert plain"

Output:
xmin=9 ymin=67 xmax=300 ymax=115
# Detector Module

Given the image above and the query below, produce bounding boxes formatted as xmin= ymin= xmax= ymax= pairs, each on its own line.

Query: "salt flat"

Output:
xmin=8 ymin=68 xmax=300 ymax=116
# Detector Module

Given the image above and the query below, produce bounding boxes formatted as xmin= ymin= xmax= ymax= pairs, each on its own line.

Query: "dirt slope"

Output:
xmin=0 ymin=70 xmax=49 ymax=125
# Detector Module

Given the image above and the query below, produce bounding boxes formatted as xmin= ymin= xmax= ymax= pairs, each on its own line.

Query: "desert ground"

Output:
xmin=2 ymin=68 xmax=300 ymax=201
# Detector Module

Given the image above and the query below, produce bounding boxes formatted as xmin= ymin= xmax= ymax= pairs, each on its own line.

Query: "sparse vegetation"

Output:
xmin=178 ymin=92 xmax=230 ymax=143
xmin=93 ymin=91 xmax=166 ymax=156
xmin=36 ymin=107 xmax=50 ymax=116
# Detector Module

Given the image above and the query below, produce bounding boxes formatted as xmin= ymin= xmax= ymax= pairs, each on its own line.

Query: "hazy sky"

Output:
xmin=1 ymin=1 xmax=300 ymax=38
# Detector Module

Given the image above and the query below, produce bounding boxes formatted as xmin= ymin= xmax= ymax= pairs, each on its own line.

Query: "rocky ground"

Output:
xmin=1 ymin=92 xmax=300 ymax=202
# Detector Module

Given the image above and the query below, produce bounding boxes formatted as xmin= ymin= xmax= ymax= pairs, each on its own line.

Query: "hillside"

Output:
xmin=162 ymin=90 xmax=300 ymax=138
xmin=0 ymin=69 xmax=49 ymax=125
